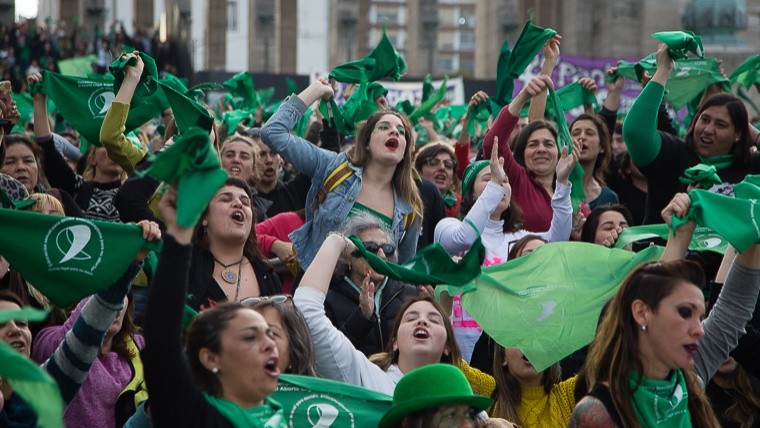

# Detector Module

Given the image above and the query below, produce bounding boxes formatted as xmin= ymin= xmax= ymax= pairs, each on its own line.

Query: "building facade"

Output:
xmin=32 ymin=0 xmax=760 ymax=79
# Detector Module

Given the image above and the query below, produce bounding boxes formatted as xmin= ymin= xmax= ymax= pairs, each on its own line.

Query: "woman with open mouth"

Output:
xmin=261 ymin=78 xmax=423 ymax=277
xmin=623 ymin=43 xmax=760 ymax=225
xmin=184 ymin=178 xmax=282 ymax=310
xmin=142 ymin=185 xmax=285 ymax=428
xmin=567 ymin=194 xmax=760 ymax=427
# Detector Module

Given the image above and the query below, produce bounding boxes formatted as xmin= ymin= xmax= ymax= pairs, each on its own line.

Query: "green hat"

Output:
xmin=461 ymin=160 xmax=489 ymax=195
xmin=379 ymin=364 xmax=492 ymax=428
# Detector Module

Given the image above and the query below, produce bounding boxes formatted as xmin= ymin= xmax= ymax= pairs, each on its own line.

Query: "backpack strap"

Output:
xmin=313 ymin=161 xmax=353 ymax=209
xmin=402 ymin=212 xmax=416 ymax=231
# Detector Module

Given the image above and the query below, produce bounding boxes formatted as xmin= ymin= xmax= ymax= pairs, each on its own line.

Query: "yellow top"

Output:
xmin=99 ymin=101 xmax=147 ymax=174
xmin=459 ymin=359 xmax=577 ymax=428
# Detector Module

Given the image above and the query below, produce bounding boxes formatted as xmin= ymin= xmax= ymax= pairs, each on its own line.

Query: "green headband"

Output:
xmin=461 ymin=160 xmax=489 ymax=194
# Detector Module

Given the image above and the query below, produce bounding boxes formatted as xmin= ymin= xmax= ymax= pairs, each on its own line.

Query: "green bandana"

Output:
xmin=329 ymin=30 xmax=407 ymax=83
xmin=318 ymin=73 xmax=378 ymax=137
xmin=221 ymin=109 xmax=255 ymax=133
xmin=672 ymin=175 xmax=760 ymax=252
xmin=615 ymin=224 xmax=728 ymax=254
xmin=679 ymin=164 xmax=722 ymax=188
xmin=0 ymin=210 xmax=162 ymax=306
xmin=729 ymin=54 xmax=760 ymax=90
xmin=442 ymin=190 xmax=458 ymax=208
xmin=493 ymin=17 xmax=557 ymax=111
xmin=57 ymin=54 xmax=98 ymax=77
xmin=272 ymin=374 xmax=392 ymax=427
xmin=630 ymin=370 xmax=691 ymax=427
xmin=652 ymin=30 xmax=704 ymax=59
xmin=203 ymin=393 xmax=286 ymax=428
xmin=138 ymin=126 xmax=228 ymax=228
xmin=29 ymin=70 xmax=164 ymax=146
xmin=157 ymin=81 xmax=215 ymax=133
xmin=0 ymin=308 xmax=64 ymax=428
xmin=461 ymin=160 xmax=489 ymax=195
xmin=347 ymin=235 xmax=485 ymax=286
xmin=547 ymin=86 xmax=586 ymax=212
xmin=466 ymin=101 xmax=492 ymax=138
xmin=110 ymin=52 xmax=160 ymax=96
xmin=367 ymin=81 xmax=389 ymax=103
xmin=697 ymin=153 xmax=734 ymax=171
xmin=609 ymin=56 xmax=728 ymax=109
xmin=456 ymin=242 xmax=663 ymax=372
xmin=223 ymin=71 xmax=258 ymax=109
xmin=409 ymin=76 xmax=448 ymax=124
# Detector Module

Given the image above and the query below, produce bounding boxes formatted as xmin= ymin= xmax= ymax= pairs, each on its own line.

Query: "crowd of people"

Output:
xmin=1 ymin=15 xmax=760 ymax=428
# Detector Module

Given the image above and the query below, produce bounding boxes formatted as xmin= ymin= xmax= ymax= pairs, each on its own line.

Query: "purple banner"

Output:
xmin=513 ymin=54 xmax=642 ymax=115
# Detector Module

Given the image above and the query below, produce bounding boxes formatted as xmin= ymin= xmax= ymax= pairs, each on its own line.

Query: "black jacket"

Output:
xmin=187 ymin=245 xmax=282 ymax=310
xmin=324 ymin=276 xmax=417 ymax=356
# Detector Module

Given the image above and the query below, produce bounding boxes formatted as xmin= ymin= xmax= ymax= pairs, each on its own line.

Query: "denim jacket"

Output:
xmin=261 ymin=95 xmax=420 ymax=269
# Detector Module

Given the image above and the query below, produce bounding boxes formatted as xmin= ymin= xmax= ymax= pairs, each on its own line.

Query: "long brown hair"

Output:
xmin=369 ymin=296 xmax=460 ymax=371
xmin=584 ymin=260 xmax=719 ymax=427
xmin=570 ymin=113 xmax=611 ymax=185
xmin=491 ymin=343 xmax=562 ymax=425
xmin=349 ymin=110 xmax=423 ymax=220
xmin=711 ymin=362 xmax=760 ymax=427
xmin=110 ymin=291 xmax=139 ymax=360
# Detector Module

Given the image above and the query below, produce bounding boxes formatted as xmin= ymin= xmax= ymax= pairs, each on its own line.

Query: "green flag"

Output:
xmin=652 ymin=30 xmax=704 ymax=59
xmin=57 ymin=54 xmax=97 ymax=77
xmin=156 ymin=81 xmax=215 ymax=133
xmin=347 ymin=235 xmax=485 ymax=286
xmin=615 ymin=224 xmax=728 ymax=254
xmin=460 ymin=242 xmax=663 ymax=372
xmin=329 ymin=30 xmax=407 ymax=83
xmin=729 ymin=54 xmax=760 ymax=90
xmin=0 ymin=308 xmax=64 ymax=428
xmin=272 ymin=374 xmax=392 ymax=427
xmin=610 ymin=56 xmax=728 ymax=109
xmin=0 ymin=210 xmax=162 ymax=307
xmin=493 ymin=17 xmax=557 ymax=112
xmin=671 ymin=175 xmax=760 ymax=252
xmin=223 ymin=71 xmax=257 ymax=109
xmin=409 ymin=76 xmax=449 ymax=123
xmin=546 ymin=86 xmax=585 ymax=212
xmin=29 ymin=71 xmax=163 ymax=146
xmin=139 ymin=126 xmax=228 ymax=228
xmin=679 ymin=164 xmax=722 ymax=188
xmin=221 ymin=109 xmax=255 ymax=133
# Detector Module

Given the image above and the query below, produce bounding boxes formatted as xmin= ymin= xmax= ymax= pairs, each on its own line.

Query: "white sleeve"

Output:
xmin=538 ymin=181 xmax=573 ymax=243
xmin=434 ymin=181 xmax=505 ymax=255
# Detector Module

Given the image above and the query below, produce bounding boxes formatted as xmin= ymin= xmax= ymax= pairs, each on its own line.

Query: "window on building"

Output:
xmin=371 ymin=4 xmax=404 ymax=25
xmin=437 ymin=54 xmax=456 ymax=74
xmin=459 ymin=31 xmax=475 ymax=50
xmin=227 ymin=0 xmax=238 ymax=31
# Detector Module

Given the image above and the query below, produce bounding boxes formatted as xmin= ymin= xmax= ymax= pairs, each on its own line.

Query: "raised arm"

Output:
xmin=142 ymin=186 xmax=211 ymax=427
xmin=659 ymin=193 xmax=696 ymax=262
xmin=99 ymin=51 xmax=148 ymax=174
xmin=537 ymin=142 xmax=578 ymax=243
xmin=435 ymin=138 xmax=508 ymax=254
xmin=260 ymin=79 xmax=338 ymax=178
xmin=695 ymin=243 xmax=760 ymax=382
xmin=623 ymin=44 xmax=673 ymax=167
xmin=528 ymin=35 xmax=561 ymax=122
xmin=293 ymin=234 xmax=390 ymax=390
xmin=37 ymin=221 xmax=159 ymax=403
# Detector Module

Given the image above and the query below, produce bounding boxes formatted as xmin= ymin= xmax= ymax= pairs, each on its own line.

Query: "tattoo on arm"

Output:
xmin=567 ymin=397 xmax=617 ymax=428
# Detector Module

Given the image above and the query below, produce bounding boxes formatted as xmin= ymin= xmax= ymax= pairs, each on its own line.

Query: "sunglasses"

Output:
xmin=240 ymin=294 xmax=293 ymax=306
xmin=0 ymin=118 xmax=12 ymax=134
xmin=362 ymin=241 xmax=395 ymax=256
xmin=424 ymin=157 xmax=456 ymax=170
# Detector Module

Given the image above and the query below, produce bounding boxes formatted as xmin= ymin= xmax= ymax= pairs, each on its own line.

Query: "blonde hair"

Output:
xmin=28 ymin=192 xmax=65 ymax=215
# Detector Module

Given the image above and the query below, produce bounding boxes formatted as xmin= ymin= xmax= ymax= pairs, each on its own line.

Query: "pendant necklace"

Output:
xmin=214 ymin=257 xmax=244 ymax=284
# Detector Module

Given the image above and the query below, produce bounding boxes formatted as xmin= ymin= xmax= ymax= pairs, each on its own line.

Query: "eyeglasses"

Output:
xmin=0 ymin=118 xmax=12 ymax=134
xmin=431 ymin=407 xmax=479 ymax=428
xmin=240 ymin=294 xmax=293 ymax=306
xmin=424 ymin=157 xmax=456 ymax=170
xmin=362 ymin=241 xmax=395 ymax=256
xmin=374 ymin=122 xmax=406 ymax=136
